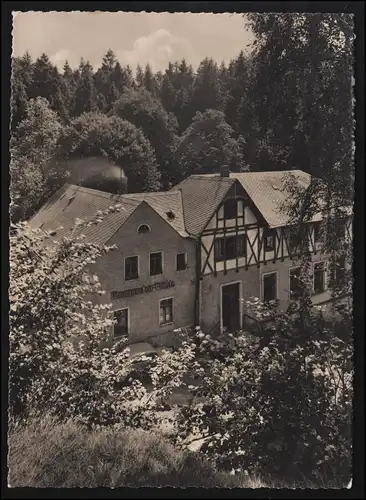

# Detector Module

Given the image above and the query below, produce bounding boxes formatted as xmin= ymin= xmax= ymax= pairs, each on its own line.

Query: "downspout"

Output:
xmin=195 ymin=237 xmax=202 ymax=328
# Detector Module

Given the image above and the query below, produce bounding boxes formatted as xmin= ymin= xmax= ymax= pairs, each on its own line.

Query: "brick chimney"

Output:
xmin=220 ymin=166 xmax=230 ymax=178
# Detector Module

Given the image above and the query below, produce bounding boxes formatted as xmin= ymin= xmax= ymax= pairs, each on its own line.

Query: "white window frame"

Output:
xmin=149 ymin=251 xmax=164 ymax=277
xmin=113 ymin=307 xmax=130 ymax=339
xmin=124 ymin=255 xmax=139 ymax=281
xmin=137 ymin=223 xmax=151 ymax=234
xmin=159 ymin=297 xmax=174 ymax=326
xmin=176 ymin=252 xmax=188 ymax=272
xmin=288 ymin=266 xmax=302 ymax=300
xmin=313 ymin=260 xmax=328 ymax=294
xmin=261 ymin=271 xmax=279 ymax=302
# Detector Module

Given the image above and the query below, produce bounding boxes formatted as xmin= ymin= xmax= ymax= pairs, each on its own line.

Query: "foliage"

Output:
xmin=244 ymin=13 xmax=354 ymax=179
xmin=112 ymin=88 xmax=178 ymax=188
xmin=72 ymin=59 xmax=98 ymax=116
xmin=10 ymin=97 xmax=65 ymax=220
xmin=173 ymin=309 xmax=353 ymax=485
xmin=9 ymin=222 xmax=194 ymax=428
xmin=58 ymin=112 xmax=161 ymax=192
xmin=174 ymin=109 xmax=248 ymax=179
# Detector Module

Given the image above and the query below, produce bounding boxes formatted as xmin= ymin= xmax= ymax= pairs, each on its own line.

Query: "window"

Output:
xmin=215 ymin=235 xmax=246 ymax=262
xmin=314 ymin=222 xmax=322 ymax=245
xmin=150 ymin=252 xmax=163 ymax=276
xmin=314 ymin=262 xmax=326 ymax=294
xmin=114 ymin=309 xmax=128 ymax=339
xmin=125 ymin=256 xmax=138 ymax=281
xmin=262 ymin=272 xmax=277 ymax=302
xmin=335 ymin=256 xmax=346 ymax=285
xmin=177 ymin=253 xmax=187 ymax=271
xmin=264 ymin=229 xmax=276 ymax=252
xmin=137 ymin=224 xmax=150 ymax=234
xmin=289 ymin=267 xmax=302 ymax=299
xmin=159 ymin=298 xmax=173 ymax=325
xmin=223 ymin=199 xmax=238 ymax=219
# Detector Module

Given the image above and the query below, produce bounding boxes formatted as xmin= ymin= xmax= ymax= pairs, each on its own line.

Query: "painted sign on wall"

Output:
xmin=111 ymin=280 xmax=175 ymax=300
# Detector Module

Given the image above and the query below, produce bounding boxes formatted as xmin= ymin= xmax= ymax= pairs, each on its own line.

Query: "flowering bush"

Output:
xmin=173 ymin=306 xmax=353 ymax=485
xmin=9 ymin=222 xmax=194 ymax=429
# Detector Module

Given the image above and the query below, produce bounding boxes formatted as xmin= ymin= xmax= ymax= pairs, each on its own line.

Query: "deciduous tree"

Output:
xmin=59 ymin=112 xmax=161 ymax=192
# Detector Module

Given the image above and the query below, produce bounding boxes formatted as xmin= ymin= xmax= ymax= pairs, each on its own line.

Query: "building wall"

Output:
xmin=90 ymin=202 xmax=196 ymax=344
xmin=200 ymin=249 xmax=335 ymax=335
xmin=199 ymin=264 xmax=260 ymax=334
xmin=259 ymin=252 xmax=333 ymax=313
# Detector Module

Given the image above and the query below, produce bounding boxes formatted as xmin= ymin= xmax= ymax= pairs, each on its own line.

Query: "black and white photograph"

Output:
xmin=7 ymin=8 xmax=356 ymax=490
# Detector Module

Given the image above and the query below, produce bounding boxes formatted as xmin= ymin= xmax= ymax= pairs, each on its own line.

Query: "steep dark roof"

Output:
xmin=230 ymin=170 xmax=313 ymax=227
xmin=29 ymin=184 xmax=188 ymax=245
xmin=171 ymin=175 xmax=235 ymax=236
xmin=173 ymin=170 xmax=330 ymax=231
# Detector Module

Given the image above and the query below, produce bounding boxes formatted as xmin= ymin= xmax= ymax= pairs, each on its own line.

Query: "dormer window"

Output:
xmin=137 ymin=224 xmax=151 ymax=234
xmin=223 ymin=199 xmax=237 ymax=219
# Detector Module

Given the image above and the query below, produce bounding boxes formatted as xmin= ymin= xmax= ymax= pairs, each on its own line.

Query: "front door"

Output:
xmin=221 ymin=283 xmax=241 ymax=333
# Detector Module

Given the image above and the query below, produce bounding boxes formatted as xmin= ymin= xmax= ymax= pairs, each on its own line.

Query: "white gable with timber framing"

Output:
xmin=201 ymin=191 xmax=261 ymax=275
xmin=174 ymin=170 xmax=353 ymax=277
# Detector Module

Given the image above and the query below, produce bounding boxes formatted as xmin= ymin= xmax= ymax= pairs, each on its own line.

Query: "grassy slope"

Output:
xmin=7 ymin=417 xmax=249 ymax=488
xmin=7 ymin=417 xmax=344 ymax=489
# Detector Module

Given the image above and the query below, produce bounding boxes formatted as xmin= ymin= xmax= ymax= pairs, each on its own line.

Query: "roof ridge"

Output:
xmin=186 ymin=175 xmax=234 ymax=183
xmin=122 ymin=190 xmax=179 ymax=198
xmin=66 ymin=184 xmax=122 ymax=200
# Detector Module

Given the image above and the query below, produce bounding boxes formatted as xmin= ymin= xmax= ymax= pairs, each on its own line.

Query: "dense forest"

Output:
xmin=10 ymin=13 xmax=354 ymax=220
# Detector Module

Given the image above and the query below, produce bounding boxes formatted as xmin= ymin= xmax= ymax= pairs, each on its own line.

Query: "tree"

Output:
xmin=143 ymin=63 xmax=158 ymax=96
xmin=112 ymin=88 xmax=178 ymax=187
xmin=10 ymin=97 xmax=65 ymax=220
xmin=113 ymin=62 xmax=134 ymax=93
xmin=174 ymin=109 xmax=248 ymax=180
xmin=225 ymin=51 xmax=251 ymax=130
xmin=62 ymin=60 xmax=77 ymax=117
xmin=58 ymin=112 xmax=161 ymax=192
xmin=72 ymin=60 xmax=98 ymax=116
xmin=135 ymin=64 xmax=144 ymax=88
xmin=157 ymin=60 xmax=195 ymax=132
xmin=190 ymin=58 xmax=228 ymax=115
xmin=9 ymin=221 xmax=195 ymax=428
xmin=245 ymin=13 xmax=354 ymax=179
xmin=94 ymin=49 xmax=121 ymax=112
xmin=11 ymin=52 xmax=34 ymax=130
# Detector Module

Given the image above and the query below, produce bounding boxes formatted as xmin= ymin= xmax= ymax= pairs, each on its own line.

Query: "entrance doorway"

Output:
xmin=221 ymin=282 xmax=241 ymax=333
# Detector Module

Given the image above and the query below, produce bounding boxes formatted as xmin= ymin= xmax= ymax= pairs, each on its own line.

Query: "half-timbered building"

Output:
xmin=29 ymin=169 xmax=352 ymax=346
xmin=172 ymin=169 xmax=353 ymax=335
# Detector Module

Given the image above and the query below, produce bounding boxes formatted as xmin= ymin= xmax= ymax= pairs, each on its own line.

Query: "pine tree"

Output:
xmin=113 ymin=62 xmax=134 ymax=93
xmin=225 ymin=50 xmax=250 ymax=129
xmin=191 ymin=58 xmax=227 ymax=115
xmin=11 ymin=53 xmax=34 ymax=131
xmin=143 ymin=63 xmax=157 ymax=95
xmin=72 ymin=60 xmax=98 ymax=116
xmin=135 ymin=65 xmax=144 ymax=88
